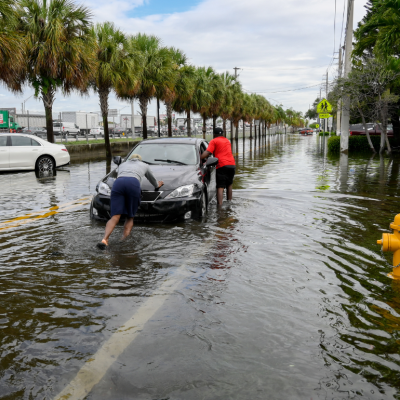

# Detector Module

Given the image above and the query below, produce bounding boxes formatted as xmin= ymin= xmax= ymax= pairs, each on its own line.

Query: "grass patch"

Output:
xmin=61 ymin=137 xmax=142 ymax=146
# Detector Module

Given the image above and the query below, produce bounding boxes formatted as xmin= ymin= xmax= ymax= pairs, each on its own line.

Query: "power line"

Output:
xmin=243 ymin=81 xmax=334 ymax=94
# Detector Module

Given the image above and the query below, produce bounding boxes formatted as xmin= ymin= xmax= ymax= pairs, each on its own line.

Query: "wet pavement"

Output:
xmin=1 ymin=134 xmax=400 ymax=399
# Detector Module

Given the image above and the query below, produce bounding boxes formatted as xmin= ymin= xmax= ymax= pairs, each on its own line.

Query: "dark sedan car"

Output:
xmin=90 ymin=138 xmax=218 ymax=222
xmin=350 ymin=123 xmax=393 ymax=136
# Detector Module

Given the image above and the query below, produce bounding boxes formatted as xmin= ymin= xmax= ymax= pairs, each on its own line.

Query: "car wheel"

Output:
xmin=195 ymin=189 xmax=207 ymax=218
xmin=36 ymin=155 xmax=54 ymax=172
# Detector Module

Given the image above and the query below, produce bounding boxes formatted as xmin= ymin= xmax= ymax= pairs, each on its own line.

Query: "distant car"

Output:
xmin=53 ymin=121 xmax=80 ymax=136
xmin=111 ymin=127 xmax=130 ymax=135
xmin=22 ymin=127 xmax=47 ymax=135
xmin=349 ymin=123 xmax=393 ymax=136
xmin=300 ymin=128 xmax=313 ymax=135
xmin=90 ymin=127 xmax=104 ymax=136
xmin=0 ymin=133 xmax=70 ymax=172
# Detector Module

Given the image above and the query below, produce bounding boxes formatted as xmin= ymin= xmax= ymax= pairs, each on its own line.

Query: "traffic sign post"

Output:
xmin=317 ymin=99 xmax=332 ymax=114
xmin=319 ymin=114 xmax=331 ymax=119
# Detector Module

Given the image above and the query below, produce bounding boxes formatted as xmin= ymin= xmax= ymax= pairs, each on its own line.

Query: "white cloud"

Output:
xmin=0 ymin=0 xmax=368 ymax=118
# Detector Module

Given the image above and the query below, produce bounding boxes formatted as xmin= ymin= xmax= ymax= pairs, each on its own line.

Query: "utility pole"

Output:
xmin=130 ymin=100 xmax=134 ymax=137
xmin=340 ymin=0 xmax=354 ymax=153
xmin=325 ymin=72 xmax=329 ymax=133
xmin=336 ymin=47 xmax=343 ymax=135
xmin=317 ymin=87 xmax=321 ymax=129
xmin=233 ymin=67 xmax=240 ymax=79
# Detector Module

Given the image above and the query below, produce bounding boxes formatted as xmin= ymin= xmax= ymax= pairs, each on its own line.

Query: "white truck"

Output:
xmin=15 ymin=113 xmax=46 ymax=129
xmin=61 ymin=112 xmax=99 ymax=134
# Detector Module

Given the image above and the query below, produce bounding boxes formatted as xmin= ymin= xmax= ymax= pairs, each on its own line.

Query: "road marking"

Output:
xmin=53 ymin=240 xmax=214 ymax=400
xmin=0 ymin=197 xmax=92 ymax=233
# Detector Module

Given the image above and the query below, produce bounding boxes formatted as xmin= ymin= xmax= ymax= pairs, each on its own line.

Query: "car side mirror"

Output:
xmin=205 ymin=157 xmax=218 ymax=168
xmin=113 ymin=156 xmax=122 ymax=165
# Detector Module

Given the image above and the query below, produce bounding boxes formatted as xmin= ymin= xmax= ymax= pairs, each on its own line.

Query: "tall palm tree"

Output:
xmin=92 ymin=22 xmax=140 ymax=158
xmin=18 ymin=0 xmax=95 ymax=143
xmin=219 ymin=72 xmax=238 ymax=137
xmin=0 ymin=0 xmax=24 ymax=92
xmin=130 ymin=33 xmax=175 ymax=139
xmin=163 ymin=48 xmax=194 ymax=137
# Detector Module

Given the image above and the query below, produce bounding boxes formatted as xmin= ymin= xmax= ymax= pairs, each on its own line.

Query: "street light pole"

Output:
xmin=340 ymin=0 xmax=354 ymax=153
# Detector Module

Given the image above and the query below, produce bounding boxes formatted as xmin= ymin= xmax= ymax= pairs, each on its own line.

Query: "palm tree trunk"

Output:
xmin=250 ymin=121 xmax=253 ymax=139
xmin=139 ymin=96 xmax=148 ymax=140
xmin=99 ymin=88 xmax=112 ymax=158
xmin=41 ymin=86 xmax=55 ymax=143
xmin=230 ymin=119 xmax=233 ymax=141
xmin=213 ymin=115 xmax=217 ymax=131
xmin=166 ymin=100 xmax=172 ymax=137
xmin=235 ymin=122 xmax=238 ymax=140
xmin=187 ymin=109 xmax=191 ymax=137
xmin=222 ymin=118 xmax=226 ymax=137
xmin=202 ymin=114 xmax=206 ymax=140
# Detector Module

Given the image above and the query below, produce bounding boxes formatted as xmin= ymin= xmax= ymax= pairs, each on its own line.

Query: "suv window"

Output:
xmin=0 ymin=136 xmax=7 ymax=146
xmin=31 ymin=139 xmax=41 ymax=146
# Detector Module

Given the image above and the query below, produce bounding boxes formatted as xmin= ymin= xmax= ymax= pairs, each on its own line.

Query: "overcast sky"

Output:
xmin=0 ymin=0 xmax=368 ymax=121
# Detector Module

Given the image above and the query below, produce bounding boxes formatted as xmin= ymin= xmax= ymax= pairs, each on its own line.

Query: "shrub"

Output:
xmin=319 ymin=132 xmax=330 ymax=136
xmin=327 ymin=135 xmax=393 ymax=153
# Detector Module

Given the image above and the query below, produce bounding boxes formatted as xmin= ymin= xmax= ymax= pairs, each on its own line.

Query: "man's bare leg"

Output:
xmin=101 ymin=215 xmax=121 ymax=246
xmin=227 ymin=185 xmax=233 ymax=201
xmin=217 ymin=188 xmax=224 ymax=206
xmin=122 ymin=217 xmax=134 ymax=240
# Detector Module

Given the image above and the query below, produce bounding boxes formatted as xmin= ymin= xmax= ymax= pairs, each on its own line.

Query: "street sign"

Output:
xmin=108 ymin=109 xmax=118 ymax=117
xmin=317 ymin=99 xmax=332 ymax=114
xmin=319 ymin=113 xmax=331 ymax=119
xmin=315 ymin=124 xmax=320 ymax=128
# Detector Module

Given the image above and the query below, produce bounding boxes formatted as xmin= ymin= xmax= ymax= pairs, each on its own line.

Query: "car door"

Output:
xmin=9 ymin=135 xmax=42 ymax=169
xmin=0 ymin=135 xmax=10 ymax=170
xmin=200 ymin=141 xmax=217 ymax=201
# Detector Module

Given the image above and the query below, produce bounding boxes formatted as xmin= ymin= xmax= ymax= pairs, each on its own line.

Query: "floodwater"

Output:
xmin=1 ymin=134 xmax=400 ymax=399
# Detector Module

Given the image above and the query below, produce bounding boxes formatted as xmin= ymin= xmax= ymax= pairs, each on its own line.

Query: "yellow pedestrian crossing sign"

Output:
xmin=317 ymin=99 xmax=332 ymax=114
xmin=319 ymin=114 xmax=330 ymax=119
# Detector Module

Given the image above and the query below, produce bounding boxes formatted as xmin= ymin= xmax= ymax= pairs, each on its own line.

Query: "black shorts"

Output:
xmin=216 ymin=166 xmax=235 ymax=189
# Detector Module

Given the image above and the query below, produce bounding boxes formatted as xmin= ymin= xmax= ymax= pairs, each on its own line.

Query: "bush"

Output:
xmin=327 ymin=135 xmax=393 ymax=153
xmin=319 ymin=132 xmax=330 ymax=136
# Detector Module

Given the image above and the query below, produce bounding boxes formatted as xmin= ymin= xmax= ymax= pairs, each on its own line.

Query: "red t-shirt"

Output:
xmin=206 ymin=136 xmax=235 ymax=169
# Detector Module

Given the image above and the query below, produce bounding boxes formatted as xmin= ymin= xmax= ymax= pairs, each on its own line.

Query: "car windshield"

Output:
xmin=130 ymin=143 xmax=197 ymax=165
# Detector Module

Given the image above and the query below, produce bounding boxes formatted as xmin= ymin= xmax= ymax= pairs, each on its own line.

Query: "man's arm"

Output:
xmin=201 ymin=150 xmax=212 ymax=160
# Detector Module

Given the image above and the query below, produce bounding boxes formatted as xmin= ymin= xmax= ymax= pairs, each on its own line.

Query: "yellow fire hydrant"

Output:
xmin=377 ymin=214 xmax=400 ymax=279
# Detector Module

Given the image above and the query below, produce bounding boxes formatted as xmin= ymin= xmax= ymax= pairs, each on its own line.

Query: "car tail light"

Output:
xmin=62 ymin=148 xmax=68 ymax=152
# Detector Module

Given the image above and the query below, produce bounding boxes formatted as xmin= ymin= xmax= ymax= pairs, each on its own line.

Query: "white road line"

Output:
xmin=53 ymin=240 xmax=214 ymax=400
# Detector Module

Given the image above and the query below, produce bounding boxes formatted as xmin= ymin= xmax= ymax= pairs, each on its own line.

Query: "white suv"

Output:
xmin=53 ymin=122 xmax=80 ymax=136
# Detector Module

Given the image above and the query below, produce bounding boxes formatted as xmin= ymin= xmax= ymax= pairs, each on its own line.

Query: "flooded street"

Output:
xmin=1 ymin=134 xmax=400 ymax=399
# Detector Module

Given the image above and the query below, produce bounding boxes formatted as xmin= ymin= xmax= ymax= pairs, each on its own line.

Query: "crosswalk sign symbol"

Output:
xmin=317 ymin=99 xmax=332 ymax=113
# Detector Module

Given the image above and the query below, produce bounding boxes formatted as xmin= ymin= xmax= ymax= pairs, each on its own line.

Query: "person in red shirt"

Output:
xmin=201 ymin=127 xmax=236 ymax=205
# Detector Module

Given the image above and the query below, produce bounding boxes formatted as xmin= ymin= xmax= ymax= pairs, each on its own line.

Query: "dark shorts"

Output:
xmin=216 ymin=166 xmax=235 ymax=189
xmin=110 ymin=177 xmax=141 ymax=218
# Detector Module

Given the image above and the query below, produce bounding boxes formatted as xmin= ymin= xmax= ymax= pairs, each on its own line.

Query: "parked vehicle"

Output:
xmin=90 ymin=127 xmax=104 ymax=136
xmin=0 ymin=133 xmax=70 ymax=172
xmin=62 ymin=112 xmax=99 ymax=134
xmin=0 ymin=110 xmax=20 ymax=131
xmin=90 ymin=138 xmax=218 ymax=222
xmin=349 ymin=123 xmax=393 ymax=136
xmin=300 ymin=128 xmax=313 ymax=135
xmin=110 ymin=127 xmax=130 ymax=135
xmin=22 ymin=127 xmax=47 ymax=135
xmin=53 ymin=121 xmax=80 ymax=136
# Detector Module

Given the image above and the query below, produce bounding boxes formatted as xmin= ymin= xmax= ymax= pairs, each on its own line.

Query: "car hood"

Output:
xmin=105 ymin=164 xmax=202 ymax=191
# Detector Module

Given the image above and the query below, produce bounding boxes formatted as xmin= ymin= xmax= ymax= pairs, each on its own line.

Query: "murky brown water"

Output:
xmin=1 ymin=134 xmax=400 ymax=399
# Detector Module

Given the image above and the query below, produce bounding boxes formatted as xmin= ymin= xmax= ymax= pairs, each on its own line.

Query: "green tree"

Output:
xmin=0 ymin=0 xmax=24 ymax=92
xmin=91 ymin=22 xmax=139 ymax=158
xmin=130 ymin=33 xmax=175 ymax=139
xmin=18 ymin=0 xmax=95 ymax=143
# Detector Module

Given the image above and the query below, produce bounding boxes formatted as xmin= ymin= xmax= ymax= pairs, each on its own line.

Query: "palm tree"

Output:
xmin=92 ymin=22 xmax=139 ymax=158
xmin=163 ymin=48 xmax=194 ymax=137
xmin=130 ymin=33 xmax=175 ymax=139
xmin=0 ymin=0 xmax=24 ymax=92
xmin=219 ymin=72 xmax=238 ymax=137
xmin=18 ymin=0 xmax=95 ymax=143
